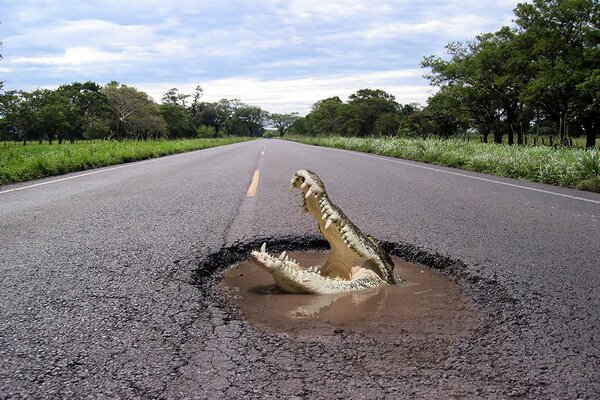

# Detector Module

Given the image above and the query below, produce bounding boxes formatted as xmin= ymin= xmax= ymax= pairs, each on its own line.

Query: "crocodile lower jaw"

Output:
xmin=250 ymin=247 xmax=388 ymax=294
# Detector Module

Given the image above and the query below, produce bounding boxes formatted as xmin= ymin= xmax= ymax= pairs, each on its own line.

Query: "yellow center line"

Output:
xmin=246 ymin=170 xmax=260 ymax=196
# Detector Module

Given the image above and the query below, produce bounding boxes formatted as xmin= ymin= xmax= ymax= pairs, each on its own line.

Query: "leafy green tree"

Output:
xmin=423 ymin=86 xmax=470 ymax=138
xmin=161 ymin=88 xmax=190 ymax=108
xmin=422 ymin=28 xmax=529 ymax=144
xmin=102 ymin=82 xmax=166 ymax=139
xmin=230 ymin=105 xmax=267 ymax=137
xmin=56 ymin=81 xmax=108 ymax=143
xmin=514 ymin=0 xmax=599 ymax=146
xmin=288 ymin=116 xmax=312 ymax=136
xmin=309 ymin=97 xmax=344 ymax=135
xmin=1 ymin=89 xmax=69 ymax=144
xmin=159 ymin=104 xmax=194 ymax=138
xmin=197 ymin=99 xmax=232 ymax=135
xmin=188 ymin=85 xmax=204 ymax=121
xmin=346 ymin=89 xmax=400 ymax=136
xmin=269 ymin=112 xmax=300 ymax=137
xmin=374 ymin=113 xmax=401 ymax=136
xmin=0 ymin=91 xmax=23 ymax=143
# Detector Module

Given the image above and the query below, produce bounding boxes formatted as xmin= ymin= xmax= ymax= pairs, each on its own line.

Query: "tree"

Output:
xmin=56 ymin=81 xmax=108 ymax=143
xmin=514 ymin=0 xmax=599 ymax=146
xmin=197 ymin=99 xmax=232 ymax=135
xmin=422 ymin=28 xmax=529 ymax=144
xmin=161 ymin=87 xmax=190 ymax=108
xmin=188 ymin=85 xmax=204 ymax=120
xmin=374 ymin=113 xmax=401 ymax=136
xmin=346 ymin=89 xmax=400 ymax=136
xmin=423 ymin=86 xmax=470 ymax=137
xmin=102 ymin=82 xmax=166 ymax=139
xmin=269 ymin=112 xmax=300 ymax=137
xmin=230 ymin=105 xmax=267 ymax=137
xmin=159 ymin=103 xmax=194 ymax=138
xmin=309 ymin=97 xmax=344 ymax=135
xmin=0 ymin=91 xmax=27 ymax=144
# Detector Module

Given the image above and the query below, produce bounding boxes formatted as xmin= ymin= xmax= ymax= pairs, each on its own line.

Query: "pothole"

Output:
xmin=217 ymin=249 xmax=481 ymax=340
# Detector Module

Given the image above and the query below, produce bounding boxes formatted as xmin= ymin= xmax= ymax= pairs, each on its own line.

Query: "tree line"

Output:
xmin=291 ymin=0 xmax=599 ymax=148
xmin=0 ymin=82 xmax=300 ymax=144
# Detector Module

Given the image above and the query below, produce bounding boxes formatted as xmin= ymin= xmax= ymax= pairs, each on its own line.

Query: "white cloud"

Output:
xmin=12 ymin=47 xmax=128 ymax=66
xmin=363 ymin=14 xmax=498 ymax=41
xmin=135 ymin=69 xmax=430 ymax=115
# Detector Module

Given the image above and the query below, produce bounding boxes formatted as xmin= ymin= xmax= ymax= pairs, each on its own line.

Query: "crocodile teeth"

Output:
xmin=322 ymin=213 xmax=327 ymax=220
xmin=278 ymin=251 xmax=286 ymax=261
xmin=260 ymin=242 xmax=266 ymax=253
xmin=300 ymin=182 xmax=307 ymax=189
xmin=325 ymin=219 xmax=333 ymax=230
xmin=285 ymin=255 xmax=289 ymax=261
xmin=305 ymin=189 xmax=313 ymax=198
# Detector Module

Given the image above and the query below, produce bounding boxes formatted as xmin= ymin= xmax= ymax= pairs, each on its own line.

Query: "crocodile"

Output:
xmin=250 ymin=169 xmax=398 ymax=294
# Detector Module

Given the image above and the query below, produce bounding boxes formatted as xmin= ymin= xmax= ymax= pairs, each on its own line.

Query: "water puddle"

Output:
xmin=219 ymin=251 xmax=481 ymax=340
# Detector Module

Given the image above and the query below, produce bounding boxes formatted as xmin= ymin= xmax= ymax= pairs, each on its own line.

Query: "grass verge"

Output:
xmin=0 ymin=137 xmax=252 ymax=186
xmin=285 ymin=136 xmax=600 ymax=193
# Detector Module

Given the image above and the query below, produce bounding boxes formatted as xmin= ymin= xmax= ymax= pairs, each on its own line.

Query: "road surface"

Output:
xmin=1 ymin=139 xmax=598 ymax=398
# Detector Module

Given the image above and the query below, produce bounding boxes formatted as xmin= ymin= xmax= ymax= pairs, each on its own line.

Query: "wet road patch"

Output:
xmin=219 ymin=251 xmax=480 ymax=340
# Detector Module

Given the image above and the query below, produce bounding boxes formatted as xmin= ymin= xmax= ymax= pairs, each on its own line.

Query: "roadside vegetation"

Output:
xmin=0 ymin=138 xmax=250 ymax=185
xmin=286 ymin=136 xmax=600 ymax=192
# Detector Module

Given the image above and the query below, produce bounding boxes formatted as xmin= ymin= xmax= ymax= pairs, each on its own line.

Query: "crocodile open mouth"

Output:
xmin=250 ymin=170 xmax=398 ymax=294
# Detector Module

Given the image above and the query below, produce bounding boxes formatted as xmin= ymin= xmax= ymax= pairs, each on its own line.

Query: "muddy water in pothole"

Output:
xmin=219 ymin=251 xmax=480 ymax=340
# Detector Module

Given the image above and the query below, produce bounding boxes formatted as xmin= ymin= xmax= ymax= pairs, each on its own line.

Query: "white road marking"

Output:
xmin=321 ymin=145 xmax=600 ymax=206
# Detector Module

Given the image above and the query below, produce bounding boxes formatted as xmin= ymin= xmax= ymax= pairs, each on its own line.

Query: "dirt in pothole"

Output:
xmin=219 ymin=251 xmax=481 ymax=341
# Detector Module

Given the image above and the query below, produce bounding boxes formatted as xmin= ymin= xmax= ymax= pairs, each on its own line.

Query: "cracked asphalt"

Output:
xmin=1 ymin=139 xmax=599 ymax=399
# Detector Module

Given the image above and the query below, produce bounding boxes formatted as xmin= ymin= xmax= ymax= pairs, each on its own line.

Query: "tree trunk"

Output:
xmin=517 ymin=122 xmax=523 ymax=145
xmin=481 ymin=127 xmax=489 ymax=143
xmin=583 ymin=121 xmax=596 ymax=148
xmin=493 ymin=131 xmax=502 ymax=144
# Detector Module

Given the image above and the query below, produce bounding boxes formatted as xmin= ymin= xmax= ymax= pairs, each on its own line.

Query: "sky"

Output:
xmin=0 ymin=0 xmax=523 ymax=114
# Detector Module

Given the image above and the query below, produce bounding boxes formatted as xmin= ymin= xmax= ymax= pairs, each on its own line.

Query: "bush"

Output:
xmin=196 ymin=125 xmax=217 ymax=138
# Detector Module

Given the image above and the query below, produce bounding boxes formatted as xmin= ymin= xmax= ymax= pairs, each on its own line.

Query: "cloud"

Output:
xmin=12 ymin=47 xmax=128 ymax=66
xmin=135 ymin=69 xmax=431 ymax=115
xmin=363 ymin=14 xmax=498 ymax=42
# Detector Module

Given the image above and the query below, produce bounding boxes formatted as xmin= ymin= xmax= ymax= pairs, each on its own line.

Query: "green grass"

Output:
xmin=0 ymin=137 xmax=252 ymax=186
xmin=285 ymin=135 xmax=600 ymax=193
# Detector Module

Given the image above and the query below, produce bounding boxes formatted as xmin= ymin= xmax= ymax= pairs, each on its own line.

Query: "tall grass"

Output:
xmin=0 ymin=138 xmax=251 ymax=186
xmin=285 ymin=136 xmax=600 ymax=193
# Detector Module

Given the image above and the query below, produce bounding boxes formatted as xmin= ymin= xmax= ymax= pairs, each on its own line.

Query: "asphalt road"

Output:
xmin=1 ymin=139 xmax=599 ymax=399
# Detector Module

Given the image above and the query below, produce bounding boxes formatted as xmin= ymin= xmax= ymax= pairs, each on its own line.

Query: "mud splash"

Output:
xmin=219 ymin=251 xmax=481 ymax=340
